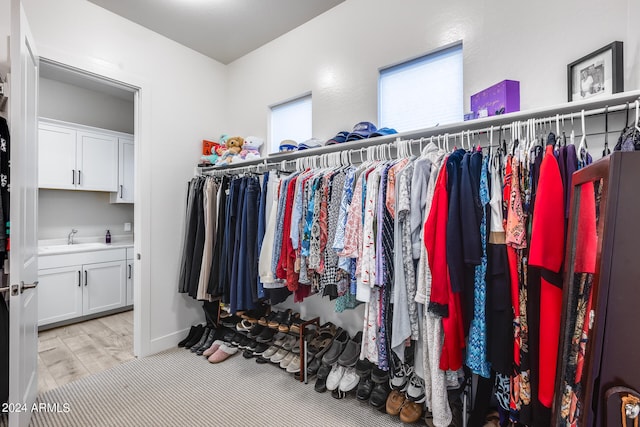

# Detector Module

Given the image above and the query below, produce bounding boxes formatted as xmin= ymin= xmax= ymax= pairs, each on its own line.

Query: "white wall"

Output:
xmin=0 ymin=0 xmax=8 ymax=73
xmin=22 ymin=0 xmax=228 ymax=356
xmin=39 ymin=77 xmax=134 ymax=134
xmin=226 ymin=0 xmax=637 ymax=334
xmin=38 ymin=190 xmax=134 ymax=241
xmin=226 ymin=0 xmax=635 ymax=143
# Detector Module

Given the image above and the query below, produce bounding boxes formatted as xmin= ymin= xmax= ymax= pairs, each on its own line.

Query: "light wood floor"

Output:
xmin=37 ymin=310 xmax=135 ymax=394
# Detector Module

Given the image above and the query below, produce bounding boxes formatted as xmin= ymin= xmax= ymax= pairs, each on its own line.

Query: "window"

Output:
xmin=269 ymin=94 xmax=312 ymax=153
xmin=379 ymin=44 xmax=463 ymax=132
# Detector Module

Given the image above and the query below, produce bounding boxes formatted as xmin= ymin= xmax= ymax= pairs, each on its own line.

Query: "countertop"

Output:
xmin=38 ymin=238 xmax=133 ymax=256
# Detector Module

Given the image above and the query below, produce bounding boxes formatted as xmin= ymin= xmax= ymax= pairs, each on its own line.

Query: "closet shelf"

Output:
xmin=200 ymin=90 xmax=640 ymax=174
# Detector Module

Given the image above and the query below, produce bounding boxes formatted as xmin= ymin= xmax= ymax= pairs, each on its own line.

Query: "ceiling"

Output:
xmin=86 ymin=0 xmax=345 ymax=65
xmin=40 ymin=60 xmax=135 ymax=101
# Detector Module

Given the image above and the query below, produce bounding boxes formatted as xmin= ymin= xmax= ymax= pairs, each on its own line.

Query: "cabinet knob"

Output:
xmin=72 ymin=169 xmax=75 ymax=185
xmin=84 ymin=270 xmax=87 ymax=286
xmin=78 ymin=270 xmax=81 ymax=287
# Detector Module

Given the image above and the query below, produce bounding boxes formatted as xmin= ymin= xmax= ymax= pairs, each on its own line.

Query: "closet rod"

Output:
xmin=0 ymin=286 xmax=9 ymax=293
xmin=199 ymin=90 xmax=640 ymax=174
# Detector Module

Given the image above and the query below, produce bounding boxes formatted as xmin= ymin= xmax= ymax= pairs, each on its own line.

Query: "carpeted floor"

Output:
xmin=3 ymin=348 xmax=414 ymax=427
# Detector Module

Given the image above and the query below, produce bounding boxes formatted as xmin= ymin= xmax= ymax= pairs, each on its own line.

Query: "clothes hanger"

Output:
xmin=578 ymin=109 xmax=588 ymax=162
xmin=489 ymin=125 xmax=494 ymax=159
xmin=602 ymin=105 xmax=611 ymax=157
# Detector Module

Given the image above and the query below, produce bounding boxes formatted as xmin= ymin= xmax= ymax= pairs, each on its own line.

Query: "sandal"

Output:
xmin=268 ymin=309 xmax=292 ymax=329
xmin=279 ymin=312 xmax=300 ymax=333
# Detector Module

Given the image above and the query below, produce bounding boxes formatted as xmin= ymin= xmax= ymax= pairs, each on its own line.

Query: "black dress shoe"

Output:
xmin=190 ymin=327 xmax=212 ymax=352
xmin=242 ymin=349 xmax=254 ymax=359
xmin=184 ymin=325 xmax=206 ymax=349
xmin=338 ymin=331 xmax=363 ymax=367
xmin=222 ymin=329 xmax=235 ymax=343
xmin=306 ymin=356 xmax=321 ymax=377
xmin=196 ymin=329 xmax=218 ymax=355
xmin=314 ymin=364 xmax=332 ymax=393
xmin=355 ymin=359 xmax=374 ymax=401
xmin=322 ymin=329 xmax=349 ymax=365
xmin=178 ymin=325 xmax=200 ymax=347
xmin=369 ymin=367 xmax=391 ymax=409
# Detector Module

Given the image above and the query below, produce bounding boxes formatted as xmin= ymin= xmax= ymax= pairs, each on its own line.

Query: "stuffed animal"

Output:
xmin=216 ymin=136 xmax=245 ymax=164
xmin=225 ymin=136 xmax=244 ymax=155
xmin=238 ymin=136 xmax=263 ymax=161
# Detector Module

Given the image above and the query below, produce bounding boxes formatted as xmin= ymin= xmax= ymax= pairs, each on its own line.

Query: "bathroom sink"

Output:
xmin=39 ymin=242 xmax=109 ymax=254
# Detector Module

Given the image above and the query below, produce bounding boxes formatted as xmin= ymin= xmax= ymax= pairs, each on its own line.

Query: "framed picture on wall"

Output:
xmin=567 ymin=41 xmax=623 ymax=102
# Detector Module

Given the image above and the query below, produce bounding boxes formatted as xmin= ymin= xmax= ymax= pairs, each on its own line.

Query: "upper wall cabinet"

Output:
xmin=38 ymin=118 xmax=130 ymax=192
xmin=110 ymin=136 xmax=134 ymax=204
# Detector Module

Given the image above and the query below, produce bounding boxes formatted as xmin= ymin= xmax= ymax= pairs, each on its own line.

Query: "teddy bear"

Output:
xmin=217 ymin=136 xmax=245 ymax=164
xmin=238 ymin=136 xmax=263 ymax=161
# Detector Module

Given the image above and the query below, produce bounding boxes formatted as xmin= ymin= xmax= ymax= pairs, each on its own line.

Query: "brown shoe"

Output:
xmin=399 ymin=400 xmax=423 ymax=423
xmin=386 ymin=390 xmax=406 ymax=416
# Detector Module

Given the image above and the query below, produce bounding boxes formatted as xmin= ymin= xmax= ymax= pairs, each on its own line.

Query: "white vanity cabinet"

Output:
xmin=126 ymin=247 xmax=134 ymax=306
xmin=38 ymin=247 xmax=131 ymax=327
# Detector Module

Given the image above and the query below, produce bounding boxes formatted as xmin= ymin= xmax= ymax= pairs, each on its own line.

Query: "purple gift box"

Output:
xmin=470 ymin=80 xmax=520 ymax=119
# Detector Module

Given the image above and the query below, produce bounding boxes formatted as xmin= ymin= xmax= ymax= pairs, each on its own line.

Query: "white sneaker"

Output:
xmin=338 ymin=367 xmax=359 ymax=392
xmin=406 ymin=373 xmax=426 ymax=403
xmin=325 ymin=364 xmax=346 ymax=391
xmin=390 ymin=364 xmax=413 ymax=392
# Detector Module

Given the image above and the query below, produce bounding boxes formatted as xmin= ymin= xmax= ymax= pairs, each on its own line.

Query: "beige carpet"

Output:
xmin=3 ymin=348 xmax=414 ymax=427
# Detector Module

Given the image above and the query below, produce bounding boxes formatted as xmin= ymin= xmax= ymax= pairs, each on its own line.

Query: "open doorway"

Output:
xmin=35 ymin=59 xmax=137 ymax=394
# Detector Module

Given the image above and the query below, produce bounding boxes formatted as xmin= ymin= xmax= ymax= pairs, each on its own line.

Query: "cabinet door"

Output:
xmin=38 ymin=123 xmax=77 ymax=189
xmin=37 ymin=266 xmax=83 ymax=326
xmin=82 ymin=260 xmax=126 ymax=315
xmin=76 ymin=130 xmax=118 ymax=191
xmin=112 ymin=137 xmax=134 ymax=203
xmin=126 ymin=259 xmax=134 ymax=306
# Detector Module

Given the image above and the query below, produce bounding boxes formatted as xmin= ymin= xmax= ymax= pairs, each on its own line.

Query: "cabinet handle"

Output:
xmin=120 ymin=185 xmax=123 ymax=199
xmin=78 ymin=170 xmax=81 ymax=185
xmin=128 ymin=264 xmax=132 ymax=279
xmin=84 ymin=270 xmax=87 ymax=286
xmin=72 ymin=170 xmax=75 ymax=185
xmin=78 ymin=270 xmax=81 ymax=287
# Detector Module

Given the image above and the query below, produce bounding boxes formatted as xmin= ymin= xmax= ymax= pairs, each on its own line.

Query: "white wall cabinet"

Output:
xmin=110 ymin=137 xmax=134 ymax=204
xmin=38 ymin=118 xmax=129 ymax=192
xmin=38 ymin=247 xmax=130 ymax=327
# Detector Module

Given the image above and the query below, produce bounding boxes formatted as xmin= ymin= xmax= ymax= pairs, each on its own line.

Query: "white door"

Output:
xmin=37 ymin=122 xmax=76 ymax=190
xmin=37 ymin=266 xmax=83 ymax=326
xmin=82 ymin=261 xmax=126 ymax=315
xmin=8 ymin=1 xmax=39 ymax=426
xmin=76 ymin=130 xmax=118 ymax=192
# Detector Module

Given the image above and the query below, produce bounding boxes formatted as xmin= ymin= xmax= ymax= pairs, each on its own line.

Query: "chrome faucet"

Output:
xmin=67 ymin=229 xmax=78 ymax=245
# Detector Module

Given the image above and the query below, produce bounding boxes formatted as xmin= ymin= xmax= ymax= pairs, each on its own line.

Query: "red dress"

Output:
xmin=529 ymin=144 xmax=565 ymax=408
xmin=425 ymin=159 xmax=464 ymax=371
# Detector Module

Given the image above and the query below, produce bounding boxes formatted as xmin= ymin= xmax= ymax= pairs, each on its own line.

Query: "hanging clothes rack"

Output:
xmin=199 ymin=91 xmax=640 ymax=176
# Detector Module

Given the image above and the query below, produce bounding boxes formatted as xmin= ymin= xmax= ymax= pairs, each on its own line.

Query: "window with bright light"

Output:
xmin=269 ymin=94 xmax=312 ymax=153
xmin=379 ymin=44 xmax=463 ymax=132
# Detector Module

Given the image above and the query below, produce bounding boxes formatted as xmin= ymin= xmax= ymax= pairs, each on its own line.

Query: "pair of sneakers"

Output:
xmin=325 ymin=364 xmax=359 ymax=394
